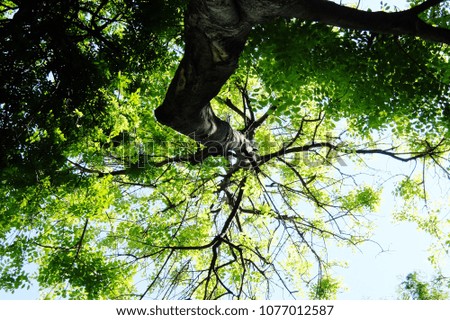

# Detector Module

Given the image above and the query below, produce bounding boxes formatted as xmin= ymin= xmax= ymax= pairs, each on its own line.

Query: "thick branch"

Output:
xmin=154 ymin=1 xmax=255 ymax=158
xmin=285 ymin=0 xmax=450 ymax=44
xmin=154 ymin=0 xmax=450 ymax=163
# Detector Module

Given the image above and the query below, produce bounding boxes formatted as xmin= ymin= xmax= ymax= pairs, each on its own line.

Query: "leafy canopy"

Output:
xmin=1 ymin=0 xmax=450 ymax=299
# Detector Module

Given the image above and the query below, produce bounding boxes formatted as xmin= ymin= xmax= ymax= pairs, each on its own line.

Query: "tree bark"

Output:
xmin=154 ymin=0 xmax=450 ymax=161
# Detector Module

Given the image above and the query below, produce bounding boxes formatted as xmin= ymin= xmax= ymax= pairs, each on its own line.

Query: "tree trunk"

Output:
xmin=154 ymin=0 xmax=450 ymax=161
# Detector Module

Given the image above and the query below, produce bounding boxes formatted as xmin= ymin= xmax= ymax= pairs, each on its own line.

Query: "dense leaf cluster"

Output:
xmin=0 ymin=0 xmax=183 ymax=187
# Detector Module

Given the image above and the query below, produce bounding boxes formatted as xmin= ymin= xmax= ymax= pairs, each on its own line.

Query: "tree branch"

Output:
xmin=219 ymin=177 xmax=247 ymax=237
xmin=259 ymin=139 xmax=447 ymax=166
xmin=245 ymin=105 xmax=277 ymax=134
xmin=406 ymin=0 xmax=446 ymax=15
xmin=154 ymin=0 xmax=450 ymax=166
xmin=216 ymin=97 xmax=250 ymax=123
xmin=285 ymin=0 xmax=450 ymax=43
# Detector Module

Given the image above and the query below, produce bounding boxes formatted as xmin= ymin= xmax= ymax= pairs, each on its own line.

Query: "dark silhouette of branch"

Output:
xmin=245 ymin=105 xmax=277 ymax=134
xmin=74 ymin=219 xmax=89 ymax=261
xmin=216 ymin=97 xmax=250 ymax=123
xmin=259 ymin=139 xmax=448 ymax=166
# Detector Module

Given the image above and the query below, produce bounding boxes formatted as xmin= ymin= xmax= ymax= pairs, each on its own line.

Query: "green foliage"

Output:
xmin=399 ymin=272 xmax=450 ymax=300
xmin=0 ymin=0 xmax=184 ymax=187
xmin=1 ymin=0 xmax=450 ymax=300
xmin=245 ymin=19 xmax=450 ymax=137
xmin=309 ymin=276 xmax=342 ymax=300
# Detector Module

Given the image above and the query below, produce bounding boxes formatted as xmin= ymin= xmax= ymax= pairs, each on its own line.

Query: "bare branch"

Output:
xmin=216 ymin=97 xmax=250 ymax=123
xmin=245 ymin=105 xmax=277 ymax=134
xmin=259 ymin=139 xmax=448 ymax=166
xmin=219 ymin=177 xmax=247 ymax=237
xmin=203 ymin=242 xmax=220 ymax=299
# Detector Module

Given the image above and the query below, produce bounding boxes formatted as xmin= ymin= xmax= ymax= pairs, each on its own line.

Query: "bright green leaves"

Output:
xmin=348 ymin=36 xmax=449 ymax=138
xmin=38 ymin=249 xmax=135 ymax=299
xmin=0 ymin=175 xmax=139 ymax=299
xmin=244 ymin=18 xmax=450 ymax=140
xmin=339 ymin=186 xmax=381 ymax=213
xmin=394 ymin=176 xmax=425 ymax=202
xmin=245 ymin=22 xmax=339 ymax=121
xmin=393 ymin=171 xmax=450 ymax=269
xmin=309 ymin=276 xmax=342 ymax=300
xmin=398 ymin=271 xmax=450 ymax=300
xmin=0 ymin=236 xmax=33 ymax=293
xmin=0 ymin=183 xmax=42 ymax=292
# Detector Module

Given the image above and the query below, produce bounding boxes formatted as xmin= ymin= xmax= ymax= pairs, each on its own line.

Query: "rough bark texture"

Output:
xmin=154 ymin=0 xmax=254 ymax=159
xmin=154 ymin=0 xmax=450 ymax=161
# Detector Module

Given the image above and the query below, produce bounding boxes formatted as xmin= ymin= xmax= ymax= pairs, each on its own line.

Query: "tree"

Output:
xmin=1 ymin=0 xmax=450 ymax=299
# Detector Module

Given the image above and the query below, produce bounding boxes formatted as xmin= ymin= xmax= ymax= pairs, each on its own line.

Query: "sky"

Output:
xmin=2 ymin=0 xmax=449 ymax=300
xmin=328 ymin=157 xmax=446 ymax=299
